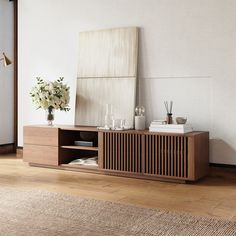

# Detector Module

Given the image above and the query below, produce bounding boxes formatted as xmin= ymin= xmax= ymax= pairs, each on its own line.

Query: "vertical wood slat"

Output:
xmin=116 ymin=133 xmax=118 ymax=170
xmin=146 ymin=135 xmax=148 ymax=173
xmin=158 ymin=135 xmax=161 ymax=175
xmin=168 ymin=136 xmax=170 ymax=176
xmin=164 ymin=136 xmax=167 ymax=175
xmin=109 ymin=133 xmax=112 ymax=170
xmin=127 ymin=134 xmax=129 ymax=172
xmin=155 ymin=136 xmax=158 ymax=175
xmin=185 ymin=137 xmax=188 ymax=178
xmin=171 ymin=136 xmax=173 ymax=176
xmin=112 ymin=133 xmax=115 ymax=170
xmin=178 ymin=137 xmax=181 ymax=177
xmin=166 ymin=136 xmax=168 ymax=175
xmin=121 ymin=132 xmax=123 ymax=171
xmin=161 ymin=136 xmax=164 ymax=175
xmin=146 ymin=136 xmax=148 ymax=173
xmin=132 ymin=134 xmax=135 ymax=173
xmin=152 ymin=135 xmax=154 ymax=174
xmin=177 ymin=136 xmax=179 ymax=177
xmin=182 ymin=137 xmax=186 ymax=177
xmin=130 ymin=134 xmax=132 ymax=172
xmin=179 ymin=137 xmax=183 ymax=177
xmin=103 ymin=133 xmax=106 ymax=169
xmin=141 ymin=134 xmax=145 ymax=174
xmin=148 ymin=135 xmax=150 ymax=174
xmin=164 ymin=136 xmax=166 ymax=175
xmin=107 ymin=132 xmax=109 ymax=169
xmin=125 ymin=134 xmax=127 ymax=172
xmin=124 ymin=133 xmax=127 ymax=171
xmin=135 ymin=134 xmax=138 ymax=173
xmin=173 ymin=136 xmax=176 ymax=176
xmin=182 ymin=137 xmax=184 ymax=177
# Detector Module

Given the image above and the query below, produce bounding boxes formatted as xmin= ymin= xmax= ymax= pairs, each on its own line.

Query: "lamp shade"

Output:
xmin=2 ymin=53 xmax=12 ymax=66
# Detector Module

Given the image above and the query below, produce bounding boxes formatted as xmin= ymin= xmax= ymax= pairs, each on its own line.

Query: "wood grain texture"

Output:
xmin=194 ymin=132 xmax=209 ymax=180
xmin=0 ymin=155 xmax=236 ymax=222
xmin=98 ymin=132 xmax=104 ymax=169
xmin=77 ymin=27 xmax=138 ymax=78
xmin=75 ymin=78 xmax=136 ymax=127
xmin=24 ymin=126 xmax=59 ymax=146
xmin=23 ymin=144 xmax=58 ymax=166
xmin=23 ymin=126 xmax=209 ymax=182
xmin=101 ymin=131 xmax=208 ymax=181
xmin=103 ymin=132 xmax=142 ymax=173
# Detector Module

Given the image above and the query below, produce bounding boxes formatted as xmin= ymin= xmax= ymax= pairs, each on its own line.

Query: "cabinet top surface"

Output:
xmin=24 ymin=125 xmax=209 ymax=136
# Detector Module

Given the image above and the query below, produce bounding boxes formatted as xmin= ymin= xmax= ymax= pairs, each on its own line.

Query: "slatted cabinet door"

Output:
xmin=143 ymin=134 xmax=189 ymax=180
xmin=103 ymin=132 xmax=142 ymax=173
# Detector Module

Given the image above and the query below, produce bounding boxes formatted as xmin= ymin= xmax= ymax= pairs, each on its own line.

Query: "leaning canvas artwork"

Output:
xmin=75 ymin=27 xmax=138 ymax=128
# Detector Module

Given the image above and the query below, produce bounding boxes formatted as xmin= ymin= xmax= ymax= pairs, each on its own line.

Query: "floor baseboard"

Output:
xmin=210 ymin=163 xmax=236 ymax=169
xmin=0 ymin=143 xmax=15 ymax=154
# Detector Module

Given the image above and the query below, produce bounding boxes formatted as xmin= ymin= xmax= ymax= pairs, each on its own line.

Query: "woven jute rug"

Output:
xmin=0 ymin=187 xmax=235 ymax=236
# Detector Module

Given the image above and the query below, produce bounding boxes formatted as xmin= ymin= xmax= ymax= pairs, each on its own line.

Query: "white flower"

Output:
xmin=30 ymin=77 xmax=70 ymax=111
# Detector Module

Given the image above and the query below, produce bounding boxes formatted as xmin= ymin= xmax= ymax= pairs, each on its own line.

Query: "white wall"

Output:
xmin=18 ymin=0 xmax=236 ymax=164
xmin=0 ymin=0 xmax=14 ymax=145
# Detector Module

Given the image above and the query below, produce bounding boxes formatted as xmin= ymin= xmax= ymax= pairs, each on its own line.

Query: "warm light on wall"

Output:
xmin=0 ymin=52 xmax=12 ymax=67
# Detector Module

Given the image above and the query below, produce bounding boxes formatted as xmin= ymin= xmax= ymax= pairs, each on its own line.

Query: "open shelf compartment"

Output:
xmin=59 ymin=128 xmax=99 ymax=169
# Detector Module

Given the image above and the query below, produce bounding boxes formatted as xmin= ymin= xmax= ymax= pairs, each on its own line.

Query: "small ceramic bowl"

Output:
xmin=176 ymin=117 xmax=187 ymax=124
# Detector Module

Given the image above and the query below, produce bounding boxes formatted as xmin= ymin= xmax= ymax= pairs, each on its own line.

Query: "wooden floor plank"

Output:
xmin=0 ymin=154 xmax=236 ymax=222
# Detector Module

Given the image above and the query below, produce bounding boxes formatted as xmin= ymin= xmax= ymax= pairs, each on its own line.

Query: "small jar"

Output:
xmin=166 ymin=113 xmax=173 ymax=124
xmin=135 ymin=106 xmax=146 ymax=130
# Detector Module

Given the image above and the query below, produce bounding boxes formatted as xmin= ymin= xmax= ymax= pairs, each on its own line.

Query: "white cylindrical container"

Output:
xmin=135 ymin=116 xmax=145 ymax=130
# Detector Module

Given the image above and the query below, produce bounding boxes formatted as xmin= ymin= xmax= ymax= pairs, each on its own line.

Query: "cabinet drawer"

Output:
xmin=24 ymin=126 xmax=59 ymax=146
xmin=23 ymin=144 xmax=58 ymax=166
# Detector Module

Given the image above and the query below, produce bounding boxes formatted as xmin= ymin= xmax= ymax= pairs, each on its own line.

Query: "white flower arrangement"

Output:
xmin=30 ymin=77 xmax=70 ymax=111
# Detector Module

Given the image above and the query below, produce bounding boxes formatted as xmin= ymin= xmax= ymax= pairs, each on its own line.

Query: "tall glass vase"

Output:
xmin=46 ymin=107 xmax=55 ymax=126
xmin=104 ymin=104 xmax=113 ymax=129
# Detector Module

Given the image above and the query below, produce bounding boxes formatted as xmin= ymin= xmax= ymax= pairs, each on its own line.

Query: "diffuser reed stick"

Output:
xmin=164 ymin=101 xmax=173 ymax=124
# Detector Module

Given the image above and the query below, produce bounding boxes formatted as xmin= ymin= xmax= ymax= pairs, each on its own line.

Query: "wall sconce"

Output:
xmin=0 ymin=52 xmax=12 ymax=67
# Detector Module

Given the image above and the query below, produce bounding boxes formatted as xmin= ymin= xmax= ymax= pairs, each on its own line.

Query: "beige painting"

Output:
xmin=75 ymin=27 xmax=138 ymax=128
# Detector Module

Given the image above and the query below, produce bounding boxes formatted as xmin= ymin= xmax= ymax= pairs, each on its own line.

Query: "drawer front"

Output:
xmin=23 ymin=144 xmax=58 ymax=166
xmin=24 ymin=126 xmax=59 ymax=146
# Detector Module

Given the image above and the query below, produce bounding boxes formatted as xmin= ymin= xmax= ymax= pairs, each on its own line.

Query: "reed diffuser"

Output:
xmin=164 ymin=101 xmax=173 ymax=124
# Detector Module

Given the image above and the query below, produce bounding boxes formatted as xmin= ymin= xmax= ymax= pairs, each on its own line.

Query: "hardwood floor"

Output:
xmin=0 ymin=154 xmax=236 ymax=222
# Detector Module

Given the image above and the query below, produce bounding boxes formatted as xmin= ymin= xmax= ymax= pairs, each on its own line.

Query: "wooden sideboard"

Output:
xmin=23 ymin=125 xmax=209 ymax=183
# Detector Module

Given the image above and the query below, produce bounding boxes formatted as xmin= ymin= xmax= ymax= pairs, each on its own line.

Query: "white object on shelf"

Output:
xmin=150 ymin=120 xmax=166 ymax=125
xmin=135 ymin=116 xmax=145 ymax=130
xmin=74 ymin=141 xmax=93 ymax=147
xmin=68 ymin=157 xmax=98 ymax=166
xmin=149 ymin=124 xmax=193 ymax=133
